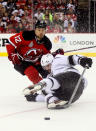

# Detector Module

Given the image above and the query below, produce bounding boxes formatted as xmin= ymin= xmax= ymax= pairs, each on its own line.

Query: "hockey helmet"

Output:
xmin=41 ymin=53 xmax=54 ymax=67
xmin=35 ymin=20 xmax=47 ymax=28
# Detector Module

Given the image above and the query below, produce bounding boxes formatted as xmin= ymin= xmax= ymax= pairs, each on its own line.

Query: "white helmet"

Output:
xmin=41 ymin=53 xmax=54 ymax=67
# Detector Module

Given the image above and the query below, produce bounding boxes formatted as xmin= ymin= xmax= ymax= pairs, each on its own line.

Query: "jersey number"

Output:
xmin=15 ymin=35 xmax=22 ymax=43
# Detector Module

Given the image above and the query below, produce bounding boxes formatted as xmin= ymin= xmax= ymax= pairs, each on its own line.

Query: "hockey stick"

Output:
xmin=64 ymin=46 xmax=96 ymax=53
xmin=63 ymin=66 xmax=88 ymax=109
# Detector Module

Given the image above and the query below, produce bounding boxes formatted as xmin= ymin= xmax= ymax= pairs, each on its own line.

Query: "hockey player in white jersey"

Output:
xmin=23 ymin=53 xmax=92 ymax=109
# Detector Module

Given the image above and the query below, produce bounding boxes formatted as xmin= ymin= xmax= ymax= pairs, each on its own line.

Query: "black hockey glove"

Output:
xmin=79 ymin=57 xmax=92 ymax=69
xmin=25 ymin=93 xmax=38 ymax=102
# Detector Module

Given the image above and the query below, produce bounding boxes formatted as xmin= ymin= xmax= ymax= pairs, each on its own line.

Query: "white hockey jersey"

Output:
xmin=51 ymin=54 xmax=80 ymax=76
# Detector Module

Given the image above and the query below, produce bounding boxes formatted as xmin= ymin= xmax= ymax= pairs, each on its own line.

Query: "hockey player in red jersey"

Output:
xmin=6 ymin=20 xmax=64 ymax=84
xmin=6 ymin=20 xmax=53 ymax=84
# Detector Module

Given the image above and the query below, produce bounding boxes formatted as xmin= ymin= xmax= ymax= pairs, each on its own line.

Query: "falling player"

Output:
xmin=23 ymin=53 xmax=92 ymax=109
xmin=6 ymin=20 xmax=64 ymax=84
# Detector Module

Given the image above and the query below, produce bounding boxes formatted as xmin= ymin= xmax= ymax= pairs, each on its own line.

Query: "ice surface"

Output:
xmin=0 ymin=57 xmax=96 ymax=131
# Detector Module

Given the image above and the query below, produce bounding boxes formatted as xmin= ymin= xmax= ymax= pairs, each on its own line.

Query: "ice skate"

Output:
xmin=23 ymin=82 xmax=46 ymax=96
xmin=22 ymin=85 xmax=35 ymax=96
xmin=47 ymin=100 xmax=68 ymax=109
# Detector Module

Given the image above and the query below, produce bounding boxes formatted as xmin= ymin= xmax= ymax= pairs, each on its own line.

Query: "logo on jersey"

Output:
xmin=26 ymin=49 xmax=37 ymax=56
xmin=25 ymin=48 xmax=42 ymax=57
xmin=54 ymin=35 xmax=66 ymax=43
xmin=28 ymin=42 xmax=33 ymax=47
xmin=24 ymin=48 xmax=42 ymax=62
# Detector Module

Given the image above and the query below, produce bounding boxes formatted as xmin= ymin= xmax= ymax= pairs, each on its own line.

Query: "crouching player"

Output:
xmin=23 ymin=53 xmax=92 ymax=109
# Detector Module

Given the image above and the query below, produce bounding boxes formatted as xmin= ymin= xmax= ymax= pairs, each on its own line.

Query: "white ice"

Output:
xmin=0 ymin=57 xmax=96 ymax=131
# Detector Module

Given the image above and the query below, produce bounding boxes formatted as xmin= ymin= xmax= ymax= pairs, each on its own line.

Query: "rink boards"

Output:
xmin=0 ymin=33 xmax=96 ymax=57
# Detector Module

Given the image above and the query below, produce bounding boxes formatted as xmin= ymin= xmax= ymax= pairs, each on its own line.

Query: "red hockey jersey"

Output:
xmin=6 ymin=30 xmax=52 ymax=64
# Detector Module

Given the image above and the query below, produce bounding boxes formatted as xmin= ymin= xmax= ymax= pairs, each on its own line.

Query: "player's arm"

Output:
xmin=55 ymin=55 xmax=92 ymax=68
xmin=6 ymin=43 xmax=21 ymax=65
xmin=6 ymin=32 xmax=23 ymax=64
xmin=68 ymin=55 xmax=92 ymax=68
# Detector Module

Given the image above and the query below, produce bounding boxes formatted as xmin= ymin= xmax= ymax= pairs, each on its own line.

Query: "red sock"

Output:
xmin=24 ymin=66 xmax=42 ymax=84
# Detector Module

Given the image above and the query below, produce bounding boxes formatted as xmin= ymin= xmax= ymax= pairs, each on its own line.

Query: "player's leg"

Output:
xmin=24 ymin=66 xmax=42 ymax=84
xmin=23 ymin=77 xmax=68 ymax=109
xmin=35 ymin=64 xmax=49 ymax=78
xmin=42 ymin=77 xmax=68 ymax=109
xmin=14 ymin=61 xmax=42 ymax=84
xmin=45 ymin=93 xmax=67 ymax=109
xmin=54 ymin=72 xmax=85 ymax=103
